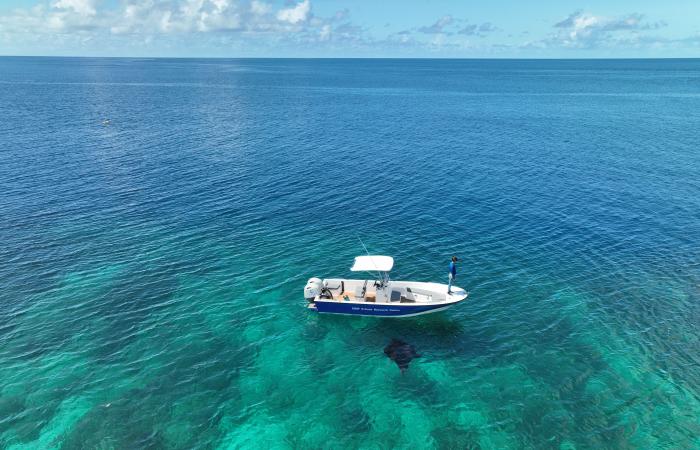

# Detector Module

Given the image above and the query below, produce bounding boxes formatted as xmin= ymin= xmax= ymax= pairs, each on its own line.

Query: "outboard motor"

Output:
xmin=304 ymin=278 xmax=323 ymax=302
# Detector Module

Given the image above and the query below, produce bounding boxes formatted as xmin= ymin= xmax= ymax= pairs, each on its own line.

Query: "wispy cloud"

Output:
xmin=542 ymin=10 xmax=667 ymax=48
xmin=458 ymin=22 xmax=497 ymax=37
xmin=418 ymin=15 xmax=453 ymax=34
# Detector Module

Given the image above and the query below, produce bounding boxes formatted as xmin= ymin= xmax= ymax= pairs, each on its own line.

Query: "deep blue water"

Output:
xmin=1 ymin=57 xmax=699 ymax=449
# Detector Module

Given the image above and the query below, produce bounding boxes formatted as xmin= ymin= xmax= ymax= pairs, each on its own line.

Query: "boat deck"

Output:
xmin=334 ymin=291 xmax=419 ymax=303
xmin=320 ymin=279 xmax=450 ymax=304
xmin=338 ymin=291 xmax=377 ymax=302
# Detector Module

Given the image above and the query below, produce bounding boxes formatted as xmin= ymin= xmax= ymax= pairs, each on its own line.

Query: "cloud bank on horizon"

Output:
xmin=0 ymin=0 xmax=698 ymax=57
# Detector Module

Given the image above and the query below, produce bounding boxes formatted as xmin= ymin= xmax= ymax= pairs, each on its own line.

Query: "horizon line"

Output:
xmin=2 ymin=55 xmax=700 ymax=61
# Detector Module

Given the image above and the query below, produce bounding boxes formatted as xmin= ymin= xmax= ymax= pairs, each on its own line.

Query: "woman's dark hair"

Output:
xmin=452 ymin=256 xmax=458 ymax=262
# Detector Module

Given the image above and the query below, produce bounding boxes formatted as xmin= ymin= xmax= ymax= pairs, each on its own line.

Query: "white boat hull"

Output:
xmin=306 ymin=279 xmax=468 ymax=318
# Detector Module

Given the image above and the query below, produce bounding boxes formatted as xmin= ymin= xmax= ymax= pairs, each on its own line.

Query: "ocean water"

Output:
xmin=1 ymin=57 xmax=699 ymax=449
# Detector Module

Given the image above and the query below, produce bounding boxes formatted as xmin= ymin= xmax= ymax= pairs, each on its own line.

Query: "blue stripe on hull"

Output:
xmin=314 ymin=300 xmax=457 ymax=317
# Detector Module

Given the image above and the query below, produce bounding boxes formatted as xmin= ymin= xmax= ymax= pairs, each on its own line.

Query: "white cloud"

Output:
xmin=513 ymin=10 xmax=686 ymax=53
xmin=52 ymin=0 xmax=97 ymax=17
xmin=250 ymin=1 xmax=270 ymax=16
xmin=548 ymin=10 xmax=667 ymax=48
xmin=319 ymin=24 xmax=331 ymax=41
xmin=0 ymin=0 xmax=384 ymax=55
xmin=0 ymin=0 xmax=101 ymax=33
xmin=276 ymin=0 xmax=310 ymax=25
xmin=0 ymin=0 xmax=322 ymax=36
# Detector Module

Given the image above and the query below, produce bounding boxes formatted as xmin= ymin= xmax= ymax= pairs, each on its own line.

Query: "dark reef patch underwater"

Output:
xmin=1 ymin=57 xmax=699 ymax=448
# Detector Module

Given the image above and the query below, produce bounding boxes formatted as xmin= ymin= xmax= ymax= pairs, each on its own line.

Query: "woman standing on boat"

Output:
xmin=448 ymin=256 xmax=458 ymax=294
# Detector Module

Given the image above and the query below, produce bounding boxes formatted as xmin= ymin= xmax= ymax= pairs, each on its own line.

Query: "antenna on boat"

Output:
xmin=357 ymin=235 xmax=384 ymax=285
xmin=357 ymin=235 xmax=371 ymax=258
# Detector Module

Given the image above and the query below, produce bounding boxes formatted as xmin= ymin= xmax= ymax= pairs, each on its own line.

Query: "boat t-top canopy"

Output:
xmin=351 ymin=255 xmax=394 ymax=272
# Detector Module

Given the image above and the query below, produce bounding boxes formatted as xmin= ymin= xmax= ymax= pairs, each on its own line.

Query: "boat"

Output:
xmin=303 ymin=255 xmax=468 ymax=317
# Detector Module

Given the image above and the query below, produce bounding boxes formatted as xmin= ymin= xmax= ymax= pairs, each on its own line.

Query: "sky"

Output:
xmin=0 ymin=0 xmax=699 ymax=57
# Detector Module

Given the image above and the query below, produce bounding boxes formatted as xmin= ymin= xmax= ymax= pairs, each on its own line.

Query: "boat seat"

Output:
xmin=324 ymin=281 xmax=344 ymax=291
xmin=390 ymin=290 xmax=401 ymax=302
xmin=354 ymin=285 xmax=365 ymax=299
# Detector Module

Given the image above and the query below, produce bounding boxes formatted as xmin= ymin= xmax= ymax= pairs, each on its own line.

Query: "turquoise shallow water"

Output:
xmin=1 ymin=57 xmax=700 ymax=449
